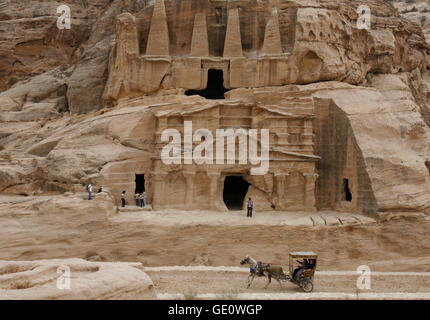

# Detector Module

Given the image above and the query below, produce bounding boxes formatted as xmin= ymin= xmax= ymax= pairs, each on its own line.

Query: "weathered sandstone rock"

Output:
xmin=0 ymin=259 xmax=156 ymax=300
xmin=0 ymin=0 xmax=111 ymax=92
xmin=0 ymin=0 xmax=429 ymax=216
xmin=0 ymin=193 xmax=116 ymax=260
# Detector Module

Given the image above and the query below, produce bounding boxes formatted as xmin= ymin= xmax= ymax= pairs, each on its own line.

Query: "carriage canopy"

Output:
xmin=289 ymin=251 xmax=318 ymax=259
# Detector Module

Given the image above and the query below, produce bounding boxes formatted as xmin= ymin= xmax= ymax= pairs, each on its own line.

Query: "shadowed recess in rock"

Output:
xmin=185 ymin=69 xmax=228 ymax=99
xmin=135 ymin=174 xmax=145 ymax=194
xmin=223 ymin=176 xmax=251 ymax=210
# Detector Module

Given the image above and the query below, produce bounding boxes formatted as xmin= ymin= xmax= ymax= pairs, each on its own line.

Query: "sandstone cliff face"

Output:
xmin=0 ymin=0 xmax=106 ymax=91
xmin=0 ymin=0 xmax=148 ymax=113
xmin=394 ymin=0 xmax=430 ymax=44
xmin=0 ymin=0 xmax=429 ymax=215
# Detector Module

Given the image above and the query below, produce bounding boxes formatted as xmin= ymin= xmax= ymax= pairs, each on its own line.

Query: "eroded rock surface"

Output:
xmin=0 ymin=0 xmax=429 ymax=216
xmin=0 ymin=259 xmax=156 ymax=300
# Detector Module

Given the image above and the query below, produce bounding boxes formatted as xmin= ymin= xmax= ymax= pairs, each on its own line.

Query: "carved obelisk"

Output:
xmin=223 ymin=8 xmax=243 ymax=57
xmin=190 ymin=13 xmax=209 ymax=57
xmin=146 ymin=0 xmax=170 ymax=56
xmin=261 ymin=8 xmax=283 ymax=56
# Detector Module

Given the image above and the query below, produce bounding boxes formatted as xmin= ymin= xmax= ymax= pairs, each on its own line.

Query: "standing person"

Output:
xmin=135 ymin=192 xmax=140 ymax=207
xmin=247 ymin=197 xmax=253 ymax=217
xmin=87 ymin=183 xmax=93 ymax=200
xmin=139 ymin=192 xmax=147 ymax=208
xmin=121 ymin=191 xmax=126 ymax=208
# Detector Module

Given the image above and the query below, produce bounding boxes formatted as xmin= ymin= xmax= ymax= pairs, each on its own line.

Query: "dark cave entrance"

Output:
xmin=223 ymin=176 xmax=250 ymax=210
xmin=425 ymin=161 xmax=430 ymax=175
xmin=185 ymin=69 xmax=228 ymax=99
xmin=343 ymin=178 xmax=352 ymax=202
xmin=135 ymin=174 xmax=145 ymax=194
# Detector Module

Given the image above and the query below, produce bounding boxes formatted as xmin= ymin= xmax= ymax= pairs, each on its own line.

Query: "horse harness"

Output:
xmin=250 ymin=261 xmax=271 ymax=276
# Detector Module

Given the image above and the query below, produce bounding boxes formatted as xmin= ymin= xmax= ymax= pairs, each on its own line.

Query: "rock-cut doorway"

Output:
xmin=135 ymin=174 xmax=145 ymax=194
xmin=223 ymin=176 xmax=250 ymax=210
xmin=185 ymin=69 xmax=228 ymax=99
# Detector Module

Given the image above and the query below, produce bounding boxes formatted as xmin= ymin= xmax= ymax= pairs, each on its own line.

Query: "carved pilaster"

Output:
xmin=152 ymin=172 xmax=168 ymax=209
xmin=207 ymin=171 xmax=223 ymax=211
xmin=183 ymin=171 xmax=196 ymax=209
xmin=303 ymin=173 xmax=318 ymax=211
xmin=274 ymin=172 xmax=289 ymax=210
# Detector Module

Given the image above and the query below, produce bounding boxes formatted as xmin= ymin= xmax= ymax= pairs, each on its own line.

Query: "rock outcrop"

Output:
xmin=0 ymin=0 xmax=109 ymax=92
xmin=0 ymin=259 xmax=156 ymax=299
xmin=0 ymin=0 xmax=148 ymax=113
xmin=394 ymin=0 xmax=430 ymax=44
xmin=0 ymin=192 xmax=116 ymax=260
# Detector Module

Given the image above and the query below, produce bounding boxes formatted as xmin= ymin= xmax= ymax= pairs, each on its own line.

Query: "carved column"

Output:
xmin=303 ymin=173 xmax=318 ymax=211
xmin=207 ymin=171 xmax=222 ymax=210
xmin=274 ymin=172 xmax=289 ymax=210
xmin=183 ymin=171 xmax=195 ymax=210
xmin=152 ymin=172 xmax=167 ymax=209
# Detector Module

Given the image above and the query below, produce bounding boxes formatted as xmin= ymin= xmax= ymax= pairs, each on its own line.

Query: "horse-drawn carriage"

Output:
xmin=240 ymin=251 xmax=318 ymax=292
xmin=287 ymin=251 xmax=317 ymax=292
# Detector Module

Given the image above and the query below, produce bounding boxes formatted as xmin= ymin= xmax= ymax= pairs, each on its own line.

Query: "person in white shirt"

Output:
xmin=135 ymin=192 xmax=140 ymax=207
xmin=247 ymin=198 xmax=253 ymax=217
xmin=139 ymin=192 xmax=146 ymax=208
xmin=87 ymin=184 xmax=93 ymax=200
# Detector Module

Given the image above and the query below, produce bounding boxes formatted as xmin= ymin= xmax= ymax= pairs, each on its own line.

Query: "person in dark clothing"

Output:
xmin=293 ymin=260 xmax=305 ymax=280
xmin=293 ymin=259 xmax=311 ymax=281
xmin=247 ymin=198 xmax=253 ymax=217
xmin=121 ymin=191 xmax=126 ymax=208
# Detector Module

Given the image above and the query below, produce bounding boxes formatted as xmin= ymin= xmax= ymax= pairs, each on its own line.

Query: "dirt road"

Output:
xmin=145 ymin=268 xmax=430 ymax=300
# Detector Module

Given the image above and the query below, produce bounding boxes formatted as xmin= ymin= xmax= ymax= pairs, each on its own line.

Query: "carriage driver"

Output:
xmin=293 ymin=259 xmax=311 ymax=280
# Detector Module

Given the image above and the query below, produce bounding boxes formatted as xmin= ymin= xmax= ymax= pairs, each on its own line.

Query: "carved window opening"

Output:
xmin=343 ymin=178 xmax=352 ymax=202
xmin=223 ymin=176 xmax=250 ymax=210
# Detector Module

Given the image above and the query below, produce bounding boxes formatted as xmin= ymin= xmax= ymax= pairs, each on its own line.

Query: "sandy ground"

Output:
xmin=113 ymin=207 xmax=376 ymax=227
xmin=106 ymin=214 xmax=430 ymax=272
xmin=0 ymin=195 xmax=429 ymax=271
xmin=1 ymin=194 xmax=430 ymax=299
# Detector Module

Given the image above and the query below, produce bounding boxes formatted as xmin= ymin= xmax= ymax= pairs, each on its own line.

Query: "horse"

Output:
xmin=240 ymin=255 xmax=288 ymax=289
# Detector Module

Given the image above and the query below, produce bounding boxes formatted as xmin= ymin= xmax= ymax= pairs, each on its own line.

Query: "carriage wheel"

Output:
xmin=302 ymin=279 xmax=314 ymax=293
